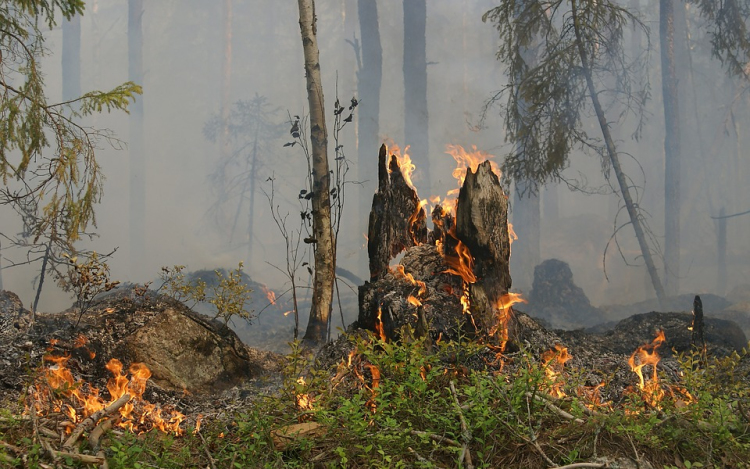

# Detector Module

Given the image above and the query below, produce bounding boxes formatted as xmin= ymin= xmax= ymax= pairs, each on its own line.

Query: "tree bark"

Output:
xmin=297 ymin=0 xmax=336 ymax=347
xmin=128 ymin=0 xmax=145 ymax=278
xmin=456 ymin=161 xmax=512 ymax=332
xmin=660 ymin=0 xmax=681 ymax=296
xmin=403 ymin=0 xmax=430 ymax=193
xmin=367 ymin=144 xmax=428 ymax=280
xmin=61 ymin=13 xmax=81 ymax=101
xmin=357 ymin=0 xmax=382 ymax=279
xmin=220 ymin=0 xmax=232 ymax=188
xmin=571 ymin=0 xmax=666 ymax=307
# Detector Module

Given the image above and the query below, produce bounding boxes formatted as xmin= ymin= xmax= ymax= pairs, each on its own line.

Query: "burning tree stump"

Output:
xmin=367 ymin=144 xmax=428 ymax=280
xmin=359 ymin=148 xmax=515 ymax=344
xmin=454 ymin=161 xmax=512 ymax=333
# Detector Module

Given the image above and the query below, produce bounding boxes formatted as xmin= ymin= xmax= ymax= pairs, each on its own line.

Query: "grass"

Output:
xmin=2 ymin=332 xmax=750 ymax=468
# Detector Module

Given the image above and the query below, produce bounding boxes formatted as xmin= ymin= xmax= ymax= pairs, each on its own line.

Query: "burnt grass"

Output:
xmin=2 ymin=296 xmax=750 ymax=468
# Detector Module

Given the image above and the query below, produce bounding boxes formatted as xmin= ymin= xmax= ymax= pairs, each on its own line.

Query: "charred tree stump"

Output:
xmin=455 ymin=161 xmax=512 ymax=333
xmin=360 ymin=152 xmax=513 ymax=344
xmin=367 ymin=144 xmax=427 ymax=280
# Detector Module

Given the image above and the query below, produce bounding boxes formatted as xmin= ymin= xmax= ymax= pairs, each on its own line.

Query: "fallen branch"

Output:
xmin=526 ymin=392 xmax=584 ymax=424
xmin=197 ymin=430 xmax=217 ymax=469
xmin=88 ymin=417 xmax=116 ymax=452
xmin=550 ymin=464 xmax=605 ymax=469
xmin=64 ymin=393 xmax=131 ymax=449
xmin=0 ymin=440 xmax=23 ymax=454
xmin=50 ymin=449 xmax=106 ymax=465
xmin=409 ymin=430 xmax=461 ymax=447
xmin=450 ymin=380 xmax=474 ymax=469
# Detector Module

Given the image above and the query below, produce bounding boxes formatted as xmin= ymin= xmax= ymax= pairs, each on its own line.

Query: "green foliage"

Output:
xmin=0 ymin=0 xmax=141 ymax=249
xmin=688 ymin=0 xmax=750 ymax=79
xmin=159 ymin=263 xmax=254 ymax=325
xmin=482 ymin=0 xmax=650 ymax=194
xmin=4 ymin=335 xmax=750 ymax=467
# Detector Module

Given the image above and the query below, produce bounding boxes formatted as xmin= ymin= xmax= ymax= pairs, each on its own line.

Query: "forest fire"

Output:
xmin=29 ymin=343 xmax=186 ymax=436
xmin=628 ymin=330 xmax=666 ymax=407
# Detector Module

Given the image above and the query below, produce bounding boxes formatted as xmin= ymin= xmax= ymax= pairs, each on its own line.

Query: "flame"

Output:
xmin=375 ymin=307 xmax=387 ymax=342
xmin=490 ymin=292 xmax=526 ymax=351
xmin=577 ymin=382 xmax=608 ymax=410
xmin=541 ymin=345 xmax=571 ymax=398
xmin=261 ymin=284 xmax=277 ymax=305
xmin=31 ymin=345 xmax=186 ymax=435
xmin=407 ymin=295 xmax=422 ymax=307
xmin=408 ymin=199 xmax=428 ymax=245
xmin=445 ymin=144 xmax=500 ymax=186
xmin=628 ymin=330 xmax=666 ymax=408
xmin=508 ymin=222 xmax=518 ymax=246
xmin=296 ymin=377 xmax=314 ymax=413
xmin=386 ymin=144 xmax=416 ymax=189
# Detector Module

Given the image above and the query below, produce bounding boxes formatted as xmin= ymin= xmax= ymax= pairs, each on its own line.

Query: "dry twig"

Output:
xmin=197 ymin=430 xmax=217 ymax=469
xmin=409 ymin=429 xmax=461 ymax=447
xmin=449 ymin=380 xmax=474 ymax=469
xmin=64 ymin=393 xmax=131 ymax=449
xmin=526 ymin=392 xmax=584 ymax=424
xmin=550 ymin=464 xmax=605 ymax=469
xmin=88 ymin=417 xmax=116 ymax=451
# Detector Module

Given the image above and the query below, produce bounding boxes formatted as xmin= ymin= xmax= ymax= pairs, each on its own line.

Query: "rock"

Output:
xmin=123 ymin=307 xmax=278 ymax=392
xmin=526 ymin=259 xmax=604 ymax=329
xmin=0 ymin=290 xmax=30 ymax=335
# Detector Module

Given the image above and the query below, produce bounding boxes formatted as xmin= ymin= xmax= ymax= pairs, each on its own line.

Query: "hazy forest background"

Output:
xmin=1 ymin=0 xmax=748 ymax=324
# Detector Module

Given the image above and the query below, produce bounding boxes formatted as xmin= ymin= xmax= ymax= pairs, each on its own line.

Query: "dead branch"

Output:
xmin=409 ymin=430 xmax=461 ymax=447
xmin=550 ymin=464 xmax=606 ymax=469
xmin=526 ymin=392 xmax=584 ymax=424
xmin=64 ymin=393 xmax=131 ymax=449
xmin=97 ymin=450 xmax=109 ymax=469
xmin=449 ymin=380 xmax=474 ymax=469
xmin=0 ymin=440 xmax=23 ymax=454
xmin=198 ymin=430 xmax=218 ymax=469
xmin=49 ymin=448 xmax=106 ymax=465
xmin=88 ymin=417 xmax=115 ymax=452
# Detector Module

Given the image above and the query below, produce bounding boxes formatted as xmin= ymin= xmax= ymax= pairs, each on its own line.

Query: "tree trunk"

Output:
xmin=403 ymin=0 xmax=430 ymax=193
xmin=297 ymin=0 xmax=336 ymax=347
xmin=571 ymin=0 xmax=666 ymax=307
xmin=220 ymin=0 xmax=232 ymax=179
xmin=660 ymin=0 xmax=681 ymax=296
xmin=62 ymin=13 xmax=81 ymax=101
xmin=511 ymin=184 xmax=540 ymax=293
xmin=128 ymin=0 xmax=145 ymax=278
xmin=357 ymin=0 xmax=382 ymax=279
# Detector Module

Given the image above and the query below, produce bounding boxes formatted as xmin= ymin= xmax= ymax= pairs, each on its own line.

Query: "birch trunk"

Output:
xmin=297 ymin=0 xmax=336 ymax=346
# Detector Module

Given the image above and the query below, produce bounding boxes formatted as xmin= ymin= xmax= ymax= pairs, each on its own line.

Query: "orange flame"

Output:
xmin=375 ymin=307 xmax=387 ymax=342
xmin=541 ymin=345 xmax=571 ymax=398
xmin=490 ymin=292 xmax=526 ymax=351
xmin=386 ymin=143 xmax=416 ymax=189
xmin=33 ymin=347 xmax=185 ymax=435
xmin=628 ymin=330 xmax=666 ymax=408
xmin=407 ymin=295 xmax=422 ymax=307
xmin=261 ymin=284 xmax=277 ymax=305
xmin=296 ymin=376 xmax=313 ymax=412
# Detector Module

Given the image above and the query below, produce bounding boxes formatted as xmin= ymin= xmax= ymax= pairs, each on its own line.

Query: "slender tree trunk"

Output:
xmin=571 ymin=0 xmax=666 ymax=307
xmin=660 ymin=0 xmax=681 ymax=296
xmin=403 ymin=0 xmax=430 ymax=192
xmin=128 ymin=0 xmax=145 ymax=277
xmin=220 ymin=0 xmax=232 ymax=170
xmin=246 ymin=132 xmax=259 ymax=265
xmin=510 ymin=4 xmax=540 ymax=293
xmin=357 ymin=0 xmax=382 ymax=279
xmin=511 ymin=184 xmax=540 ymax=292
xmin=62 ymin=13 xmax=81 ymax=101
xmin=297 ymin=0 xmax=336 ymax=347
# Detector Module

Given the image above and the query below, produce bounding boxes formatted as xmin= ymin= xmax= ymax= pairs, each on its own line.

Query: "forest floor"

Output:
xmin=2 ymin=290 xmax=750 ymax=468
